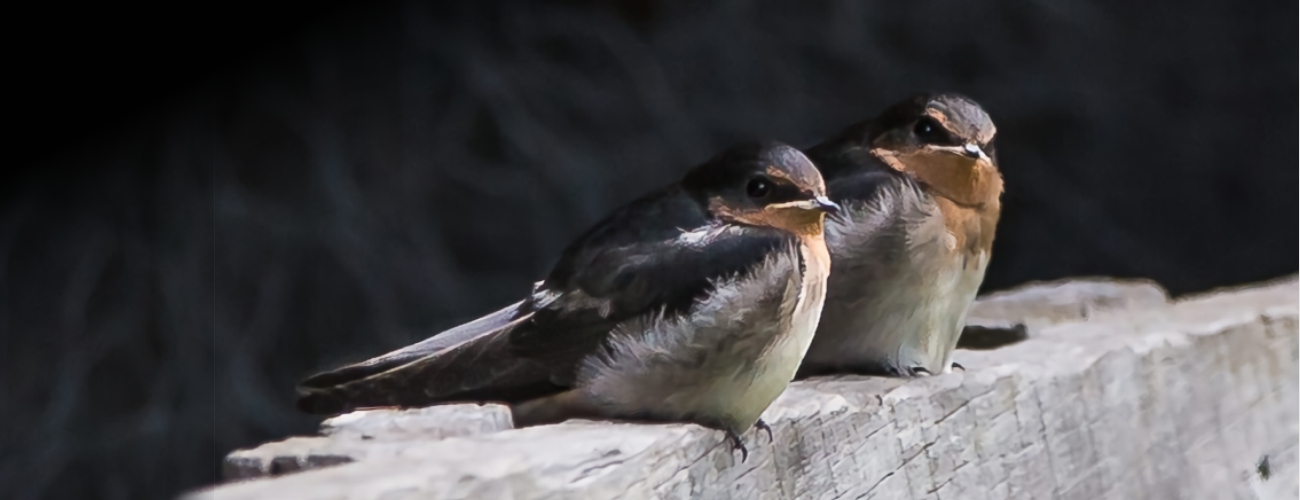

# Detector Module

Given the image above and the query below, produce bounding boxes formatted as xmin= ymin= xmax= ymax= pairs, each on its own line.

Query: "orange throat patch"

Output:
xmin=710 ymin=197 xmax=827 ymax=238
xmin=871 ymin=147 xmax=1003 ymax=256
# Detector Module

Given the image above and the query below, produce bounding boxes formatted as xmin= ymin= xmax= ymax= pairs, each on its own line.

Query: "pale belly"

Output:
xmin=577 ymin=241 xmax=829 ymax=433
xmin=807 ymin=221 xmax=989 ymax=375
xmin=703 ymin=267 xmax=826 ymax=429
xmin=894 ymin=250 xmax=987 ymax=372
xmin=676 ymin=243 xmax=828 ymax=431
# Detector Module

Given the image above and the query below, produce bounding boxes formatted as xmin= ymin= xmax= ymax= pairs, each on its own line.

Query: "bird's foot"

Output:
xmin=725 ymin=430 xmax=749 ymax=463
xmin=754 ymin=419 xmax=774 ymax=443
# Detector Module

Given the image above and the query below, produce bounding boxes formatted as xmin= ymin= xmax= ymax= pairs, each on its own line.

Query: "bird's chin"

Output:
xmin=728 ymin=209 xmax=825 ymax=237
xmin=955 ymin=156 xmax=996 ymax=176
xmin=928 ymin=149 xmax=990 ymax=170
xmin=880 ymin=150 xmax=1002 ymax=208
xmin=894 ymin=150 xmax=978 ymax=178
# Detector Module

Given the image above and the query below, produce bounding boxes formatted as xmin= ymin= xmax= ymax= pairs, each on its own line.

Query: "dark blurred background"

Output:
xmin=1 ymin=0 xmax=1294 ymax=498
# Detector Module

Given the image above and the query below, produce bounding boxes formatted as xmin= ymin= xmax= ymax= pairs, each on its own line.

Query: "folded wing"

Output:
xmin=296 ymin=187 xmax=791 ymax=414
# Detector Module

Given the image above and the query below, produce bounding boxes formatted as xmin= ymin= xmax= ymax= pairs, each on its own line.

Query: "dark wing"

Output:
xmin=297 ymin=186 xmax=791 ymax=414
xmin=298 ymin=300 xmax=527 ymax=390
xmin=825 ymin=169 xmax=898 ymax=206
xmin=296 ymin=310 xmax=558 ymax=414
xmin=508 ymin=187 xmax=795 ymax=386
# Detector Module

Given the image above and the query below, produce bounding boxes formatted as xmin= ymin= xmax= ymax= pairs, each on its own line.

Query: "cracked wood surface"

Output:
xmin=191 ymin=276 xmax=1298 ymax=500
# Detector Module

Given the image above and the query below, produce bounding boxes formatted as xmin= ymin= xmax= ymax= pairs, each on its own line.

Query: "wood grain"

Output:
xmin=195 ymin=276 xmax=1298 ymax=500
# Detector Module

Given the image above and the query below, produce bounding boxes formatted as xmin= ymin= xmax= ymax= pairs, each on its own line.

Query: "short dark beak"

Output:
xmin=962 ymin=143 xmax=983 ymax=159
xmin=814 ymin=196 xmax=840 ymax=215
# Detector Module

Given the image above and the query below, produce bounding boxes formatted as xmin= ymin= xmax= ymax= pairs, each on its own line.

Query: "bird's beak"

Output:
xmin=813 ymin=196 xmax=840 ymax=215
xmin=770 ymin=196 xmax=841 ymax=214
xmin=931 ymin=143 xmax=992 ymax=164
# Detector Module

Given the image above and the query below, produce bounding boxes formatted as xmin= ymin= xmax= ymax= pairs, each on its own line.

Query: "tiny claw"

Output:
xmin=755 ymin=419 xmax=774 ymax=443
xmin=951 ymin=362 xmax=966 ymax=372
xmin=725 ymin=430 xmax=749 ymax=463
xmin=887 ymin=365 xmax=933 ymax=378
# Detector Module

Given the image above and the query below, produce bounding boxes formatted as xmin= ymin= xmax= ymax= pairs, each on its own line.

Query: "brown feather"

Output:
xmin=870 ymin=147 xmax=1001 ymax=256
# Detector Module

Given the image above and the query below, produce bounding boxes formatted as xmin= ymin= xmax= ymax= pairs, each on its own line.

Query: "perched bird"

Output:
xmin=297 ymin=141 xmax=839 ymax=459
xmin=797 ymin=93 xmax=1002 ymax=378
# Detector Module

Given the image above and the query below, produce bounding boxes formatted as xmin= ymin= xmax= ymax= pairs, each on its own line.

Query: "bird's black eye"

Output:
xmin=913 ymin=117 xmax=940 ymax=142
xmin=746 ymin=177 xmax=771 ymax=199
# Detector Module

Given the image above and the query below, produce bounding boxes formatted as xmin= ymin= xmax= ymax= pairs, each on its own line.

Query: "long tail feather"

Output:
xmin=299 ymin=300 xmax=526 ymax=390
xmin=296 ymin=306 xmax=562 ymax=415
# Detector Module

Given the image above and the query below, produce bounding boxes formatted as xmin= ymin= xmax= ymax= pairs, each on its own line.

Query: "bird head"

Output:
xmin=683 ymin=141 xmax=839 ymax=236
xmin=866 ymin=93 xmax=1002 ymax=207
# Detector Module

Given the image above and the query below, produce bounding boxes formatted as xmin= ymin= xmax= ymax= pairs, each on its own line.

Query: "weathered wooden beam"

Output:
xmin=189 ymin=276 xmax=1298 ymax=500
xmin=222 ymin=404 xmax=514 ymax=479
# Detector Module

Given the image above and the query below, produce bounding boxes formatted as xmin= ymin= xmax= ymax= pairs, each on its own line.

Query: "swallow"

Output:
xmin=296 ymin=141 xmax=839 ymax=460
xmin=796 ymin=93 xmax=1002 ymax=378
